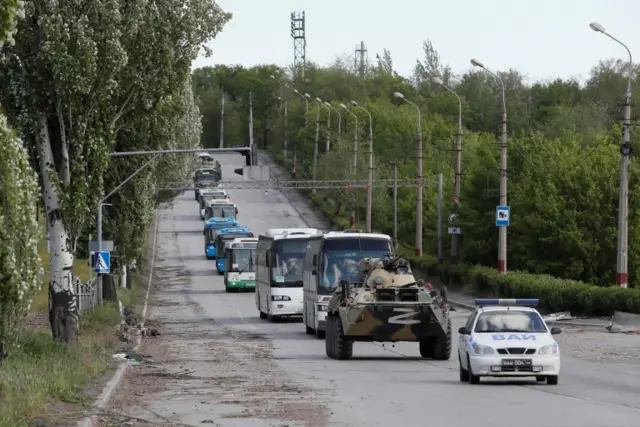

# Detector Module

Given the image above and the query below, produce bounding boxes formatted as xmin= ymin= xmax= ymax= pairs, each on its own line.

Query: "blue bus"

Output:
xmin=214 ymin=227 xmax=254 ymax=274
xmin=203 ymin=220 xmax=239 ymax=259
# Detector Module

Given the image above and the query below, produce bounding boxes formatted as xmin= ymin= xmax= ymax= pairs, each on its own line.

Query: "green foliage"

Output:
xmin=191 ymin=38 xmax=640 ymax=310
xmin=0 ymin=114 xmax=41 ymax=347
xmin=0 ymin=0 xmax=23 ymax=47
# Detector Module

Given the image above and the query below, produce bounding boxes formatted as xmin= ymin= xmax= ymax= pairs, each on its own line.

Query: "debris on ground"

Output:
xmin=543 ymin=311 xmax=574 ymax=322
xmin=605 ymin=310 xmax=640 ymax=334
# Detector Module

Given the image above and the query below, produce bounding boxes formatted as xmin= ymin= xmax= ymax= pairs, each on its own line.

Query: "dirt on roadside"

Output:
xmin=99 ymin=213 xmax=329 ymax=427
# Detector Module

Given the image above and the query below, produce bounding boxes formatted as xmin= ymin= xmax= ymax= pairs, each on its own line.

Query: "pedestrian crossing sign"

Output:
xmin=95 ymin=251 xmax=111 ymax=274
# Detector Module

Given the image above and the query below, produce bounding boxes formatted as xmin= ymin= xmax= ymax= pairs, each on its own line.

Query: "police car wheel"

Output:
xmin=459 ymin=356 xmax=469 ymax=382
xmin=546 ymin=375 xmax=558 ymax=385
xmin=467 ymin=355 xmax=480 ymax=384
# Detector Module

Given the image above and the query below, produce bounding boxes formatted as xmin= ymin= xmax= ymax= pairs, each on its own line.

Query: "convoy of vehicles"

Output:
xmin=302 ymin=231 xmax=394 ymax=338
xmin=255 ymin=228 xmax=321 ymax=322
xmin=192 ymin=160 xmax=560 ymax=383
xmin=223 ymin=238 xmax=258 ymax=292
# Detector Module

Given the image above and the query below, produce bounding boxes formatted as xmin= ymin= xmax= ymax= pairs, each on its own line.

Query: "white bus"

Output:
xmin=223 ymin=238 xmax=258 ymax=292
xmin=302 ymin=231 xmax=394 ymax=338
xmin=255 ymin=228 xmax=322 ymax=321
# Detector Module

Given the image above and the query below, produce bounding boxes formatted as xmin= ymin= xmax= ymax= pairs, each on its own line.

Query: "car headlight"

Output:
xmin=473 ymin=344 xmax=495 ymax=355
xmin=317 ymin=304 xmax=328 ymax=311
xmin=271 ymin=295 xmax=291 ymax=301
xmin=538 ymin=344 xmax=559 ymax=355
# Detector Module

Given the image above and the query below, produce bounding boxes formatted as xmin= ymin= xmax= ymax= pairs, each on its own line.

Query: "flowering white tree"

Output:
xmin=0 ymin=114 xmax=41 ymax=357
xmin=0 ymin=0 xmax=230 ymax=343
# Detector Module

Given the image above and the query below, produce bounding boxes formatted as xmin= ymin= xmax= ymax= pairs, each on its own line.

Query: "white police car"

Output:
xmin=457 ymin=299 xmax=561 ymax=385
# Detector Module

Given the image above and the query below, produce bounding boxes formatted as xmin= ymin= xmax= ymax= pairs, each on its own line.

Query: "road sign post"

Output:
xmin=496 ymin=206 xmax=510 ymax=227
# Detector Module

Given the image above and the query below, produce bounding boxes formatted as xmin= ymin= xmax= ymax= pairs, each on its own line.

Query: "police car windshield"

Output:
xmin=474 ymin=311 xmax=547 ymax=333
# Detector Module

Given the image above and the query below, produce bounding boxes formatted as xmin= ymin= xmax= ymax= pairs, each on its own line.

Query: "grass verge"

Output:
xmin=0 ymin=220 xmax=148 ymax=427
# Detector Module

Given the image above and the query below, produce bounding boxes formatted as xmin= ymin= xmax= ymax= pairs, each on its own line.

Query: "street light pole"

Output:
xmin=434 ymin=77 xmax=464 ymax=264
xmin=590 ymin=22 xmax=633 ymax=288
xmin=394 ymin=92 xmax=423 ymax=257
xmin=292 ymin=88 xmax=309 ymax=174
xmin=271 ymin=75 xmax=288 ymax=158
xmin=390 ymin=161 xmax=398 ymax=249
xmin=306 ymin=93 xmax=321 ymax=194
xmin=326 ymin=102 xmax=342 ymax=137
xmin=318 ymin=98 xmax=331 ymax=152
xmin=341 ymin=103 xmax=359 ymax=227
xmin=471 ymin=58 xmax=508 ymax=274
xmin=351 ymin=101 xmax=374 ymax=233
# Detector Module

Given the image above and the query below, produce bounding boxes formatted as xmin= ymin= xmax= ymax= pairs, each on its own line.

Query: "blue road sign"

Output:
xmin=95 ymin=251 xmax=111 ymax=274
xmin=496 ymin=205 xmax=510 ymax=227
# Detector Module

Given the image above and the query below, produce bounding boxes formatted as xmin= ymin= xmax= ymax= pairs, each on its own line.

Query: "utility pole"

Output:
xmin=249 ymin=92 xmax=254 ymax=156
xmin=434 ymin=77 xmax=464 ymax=264
xmin=437 ymin=173 xmax=443 ymax=261
xmin=498 ymin=111 xmax=507 ymax=273
xmin=393 ymin=92 xmax=423 ymax=256
xmin=471 ymin=58 xmax=508 ymax=274
xmin=326 ymin=106 xmax=331 ymax=153
xmin=390 ymin=161 xmax=398 ymax=249
xmin=307 ymin=94 xmax=321 ymax=194
xmin=589 ymin=22 xmax=633 ymax=287
xmin=219 ymin=92 xmax=225 ymax=148
xmin=355 ymin=41 xmax=367 ymax=77
xmin=284 ymin=88 xmax=288 ymax=159
xmin=352 ymin=101 xmax=373 ymax=233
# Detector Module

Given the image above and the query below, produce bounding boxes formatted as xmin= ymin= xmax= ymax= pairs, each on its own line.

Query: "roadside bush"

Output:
xmin=461 ymin=265 xmax=640 ymax=316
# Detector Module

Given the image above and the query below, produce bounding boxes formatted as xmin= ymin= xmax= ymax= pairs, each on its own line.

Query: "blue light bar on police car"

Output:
xmin=474 ymin=298 xmax=539 ymax=306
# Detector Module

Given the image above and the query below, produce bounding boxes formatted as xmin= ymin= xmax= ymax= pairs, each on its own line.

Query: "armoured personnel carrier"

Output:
xmin=325 ymin=255 xmax=451 ymax=360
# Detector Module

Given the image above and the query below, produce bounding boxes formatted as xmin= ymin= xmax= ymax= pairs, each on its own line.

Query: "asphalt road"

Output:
xmin=106 ymin=153 xmax=640 ymax=427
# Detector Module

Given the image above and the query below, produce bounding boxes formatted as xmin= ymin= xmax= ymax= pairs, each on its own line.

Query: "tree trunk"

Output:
xmin=102 ymin=274 xmax=118 ymax=302
xmin=120 ymin=264 xmax=127 ymax=288
xmin=37 ymin=115 xmax=79 ymax=344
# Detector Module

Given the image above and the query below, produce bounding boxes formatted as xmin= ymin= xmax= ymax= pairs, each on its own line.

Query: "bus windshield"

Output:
xmin=229 ymin=248 xmax=256 ymax=272
xmin=319 ymin=238 xmax=392 ymax=293
xmin=271 ymin=238 xmax=308 ymax=286
xmin=211 ymin=206 xmax=236 ymax=219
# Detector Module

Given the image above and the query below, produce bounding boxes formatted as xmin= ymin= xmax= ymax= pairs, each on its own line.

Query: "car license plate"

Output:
xmin=501 ymin=359 xmax=532 ymax=367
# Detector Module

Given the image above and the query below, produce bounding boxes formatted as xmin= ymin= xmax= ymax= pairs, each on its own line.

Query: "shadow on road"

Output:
xmin=165 ymin=288 xmax=229 ymax=296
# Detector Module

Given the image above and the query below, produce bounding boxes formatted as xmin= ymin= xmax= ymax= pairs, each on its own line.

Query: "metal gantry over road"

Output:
xmin=156 ymin=177 xmax=437 ymax=191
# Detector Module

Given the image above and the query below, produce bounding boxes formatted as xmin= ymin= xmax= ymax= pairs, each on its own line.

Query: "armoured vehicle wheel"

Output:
xmin=419 ymin=339 xmax=434 ymax=358
xmin=546 ymin=376 xmax=558 ymax=385
xmin=325 ymin=315 xmax=335 ymax=358
xmin=467 ymin=355 xmax=480 ymax=384
xmin=259 ymin=311 xmax=267 ymax=319
xmin=431 ymin=319 xmax=452 ymax=360
xmin=305 ymin=325 xmax=314 ymax=335
xmin=315 ymin=328 xmax=325 ymax=339
xmin=332 ymin=315 xmax=353 ymax=360
xmin=458 ymin=356 xmax=469 ymax=382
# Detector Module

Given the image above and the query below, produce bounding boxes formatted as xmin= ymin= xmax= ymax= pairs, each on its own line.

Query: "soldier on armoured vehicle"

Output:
xmin=325 ymin=255 xmax=451 ymax=361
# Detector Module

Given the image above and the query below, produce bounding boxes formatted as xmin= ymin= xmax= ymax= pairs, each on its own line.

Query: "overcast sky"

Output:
xmin=193 ymin=0 xmax=637 ymax=84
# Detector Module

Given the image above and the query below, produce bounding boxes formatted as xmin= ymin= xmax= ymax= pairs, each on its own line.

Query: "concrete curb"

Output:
xmin=77 ymin=210 xmax=160 ymax=427
xmin=448 ymin=298 xmax=608 ymax=329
